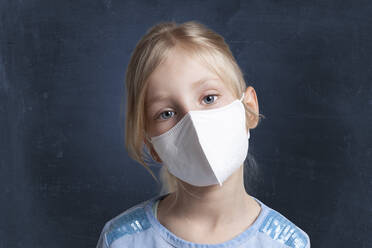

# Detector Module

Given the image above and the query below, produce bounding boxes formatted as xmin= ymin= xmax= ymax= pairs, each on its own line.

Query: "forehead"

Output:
xmin=146 ymin=47 xmax=220 ymax=95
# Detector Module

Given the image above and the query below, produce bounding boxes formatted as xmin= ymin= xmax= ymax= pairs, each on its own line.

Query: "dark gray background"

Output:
xmin=1 ymin=0 xmax=371 ymax=247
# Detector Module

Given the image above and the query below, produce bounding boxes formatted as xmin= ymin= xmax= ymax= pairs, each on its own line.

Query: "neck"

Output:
xmin=159 ymin=165 xmax=260 ymax=230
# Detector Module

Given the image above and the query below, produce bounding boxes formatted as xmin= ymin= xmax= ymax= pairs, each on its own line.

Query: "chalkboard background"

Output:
xmin=1 ymin=0 xmax=371 ymax=247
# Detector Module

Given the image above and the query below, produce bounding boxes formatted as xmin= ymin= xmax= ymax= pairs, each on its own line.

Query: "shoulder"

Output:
xmin=257 ymin=206 xmax=311 ymax=248
xmin=96 ymin=198 xmax=154 ymax=248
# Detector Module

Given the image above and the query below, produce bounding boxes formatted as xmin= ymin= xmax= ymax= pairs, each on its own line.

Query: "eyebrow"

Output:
xmin=149 ymin=77 xmax=219 ymax=103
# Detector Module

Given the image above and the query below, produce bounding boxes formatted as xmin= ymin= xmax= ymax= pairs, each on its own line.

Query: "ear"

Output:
xmin=143 ymin=137 xmax=162 ymax=163
xmin=242 ymin=86 xmax=259 ymax=128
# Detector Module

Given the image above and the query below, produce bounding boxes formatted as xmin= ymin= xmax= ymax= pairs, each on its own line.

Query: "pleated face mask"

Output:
xmin=147 ymin=92 xmax=250 ymax=187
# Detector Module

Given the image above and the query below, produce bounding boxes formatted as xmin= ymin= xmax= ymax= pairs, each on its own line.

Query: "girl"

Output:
xmin=96 ymin=21 xmax=310 ymax=248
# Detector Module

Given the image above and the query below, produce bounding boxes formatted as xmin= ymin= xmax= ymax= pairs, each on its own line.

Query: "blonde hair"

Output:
xmin=124 ymin=20 xmax=264 ymax=196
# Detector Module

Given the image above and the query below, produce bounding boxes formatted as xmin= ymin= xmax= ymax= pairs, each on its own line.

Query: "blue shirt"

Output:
xmin=96 ymin=193 xmax=310 ymax=248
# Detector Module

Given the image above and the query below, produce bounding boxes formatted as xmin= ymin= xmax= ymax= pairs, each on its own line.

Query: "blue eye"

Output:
xmin=156 ymin=94 xmax=218 ymax=121
xmin=203 ymin=95 xmax=217 ymax=104
xmin=158 ymin=110 xmax=175 ymax=120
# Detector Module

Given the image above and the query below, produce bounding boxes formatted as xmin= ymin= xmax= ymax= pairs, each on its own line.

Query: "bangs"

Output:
xmin=173 ymin=41 xmax=242 ymax=99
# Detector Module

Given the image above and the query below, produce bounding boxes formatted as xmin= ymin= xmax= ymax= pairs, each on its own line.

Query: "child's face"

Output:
xmin=145 ymin=47 xmax=236 ymax=138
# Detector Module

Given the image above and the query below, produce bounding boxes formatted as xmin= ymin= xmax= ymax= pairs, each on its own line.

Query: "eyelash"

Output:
xmin=155 ymin=94 xmax=219 ymax=121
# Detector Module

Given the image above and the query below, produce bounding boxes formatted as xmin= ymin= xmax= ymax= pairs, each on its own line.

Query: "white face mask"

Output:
xmin=147 ymin=92 xmax=250 ymax=187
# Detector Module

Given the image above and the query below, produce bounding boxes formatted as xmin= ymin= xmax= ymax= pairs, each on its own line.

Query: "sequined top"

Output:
xmin=96 ymin=193 xmax=310 ymax=248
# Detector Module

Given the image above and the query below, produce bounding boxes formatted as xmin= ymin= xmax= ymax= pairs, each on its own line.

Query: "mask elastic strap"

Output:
xmin=145 ymin=133 xmax=152 ymax=143
xmin=240 ymin=92 xmax=245 ymax=102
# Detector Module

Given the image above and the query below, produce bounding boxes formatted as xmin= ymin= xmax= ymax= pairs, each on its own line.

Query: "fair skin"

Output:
xmin=144 ymin=46 xmax=261 ymax=244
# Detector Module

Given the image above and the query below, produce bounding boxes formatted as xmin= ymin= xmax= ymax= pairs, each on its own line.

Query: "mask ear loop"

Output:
xmin=144 ymin=133 xmax=163 ymax=166
xmin=144 ymin=133 xmax=154 ymax=157
xmin=240 ymin=92 xmax=245 ymax=102
xmin=144 ymin=132 xmax=153 ymax=144
xmin=240 ymin=92 xmax=251 ymax=139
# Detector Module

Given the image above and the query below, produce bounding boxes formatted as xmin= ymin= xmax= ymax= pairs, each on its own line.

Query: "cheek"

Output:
xmin=144 ymin=117 xmax=162 ymax=138
xmin=148 ymin=124 xmax=169 ymax=138
xmin=147 ymin=118 xmax=181 ymax=138
xmin=144 ymin=115 xmax=155 ymax=137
